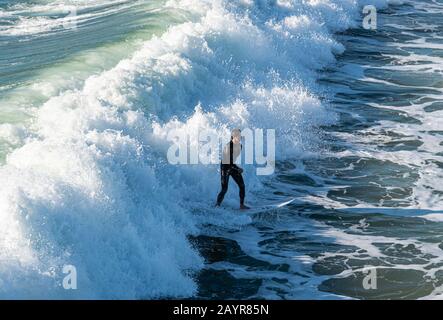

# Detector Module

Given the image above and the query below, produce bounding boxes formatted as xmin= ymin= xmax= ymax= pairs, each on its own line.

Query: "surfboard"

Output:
xmin=235 ymin=197 xmax=296 ymax=214
xmin=192 ymin=197 xmax=296 ymax=216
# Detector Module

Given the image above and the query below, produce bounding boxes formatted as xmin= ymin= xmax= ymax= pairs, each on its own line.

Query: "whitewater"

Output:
xmin=2 ymin=0 xmax=443 ymax=299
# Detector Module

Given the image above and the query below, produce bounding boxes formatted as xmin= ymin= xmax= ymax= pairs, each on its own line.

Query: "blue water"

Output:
xmin=0 ymin=0 xmax=443 ymax=299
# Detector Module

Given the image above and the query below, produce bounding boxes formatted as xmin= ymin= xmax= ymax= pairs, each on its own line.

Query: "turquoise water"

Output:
xmin=0 ymin=0 xmax=442 ymax=299
xmin=0 ymin=0 xmax=186 ymax=161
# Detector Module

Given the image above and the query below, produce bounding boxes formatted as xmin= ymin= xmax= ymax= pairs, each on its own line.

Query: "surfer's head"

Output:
xmin=231 ymin=128 xmax=241 ymax=144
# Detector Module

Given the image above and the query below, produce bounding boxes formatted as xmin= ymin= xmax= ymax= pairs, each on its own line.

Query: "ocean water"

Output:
xmin=0 ymin=0 xmax=442 ymax=299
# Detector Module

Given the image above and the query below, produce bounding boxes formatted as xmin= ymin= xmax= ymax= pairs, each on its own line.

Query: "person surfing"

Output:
xmin=216 ymin=128 xmax=250 ymax=210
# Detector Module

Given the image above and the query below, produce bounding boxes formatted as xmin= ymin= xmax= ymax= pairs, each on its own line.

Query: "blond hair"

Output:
xmin=231 ymin=128 xmax=241 ymax=138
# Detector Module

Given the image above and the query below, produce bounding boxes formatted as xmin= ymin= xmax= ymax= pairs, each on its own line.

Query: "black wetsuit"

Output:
xmin=216 ymin=141 xmax=245 ymax=206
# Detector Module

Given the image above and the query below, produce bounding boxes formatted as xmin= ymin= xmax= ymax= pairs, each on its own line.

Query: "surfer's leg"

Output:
xmin=216 ymin=169 xmax=229 ymax=206
xmin=231 ymin=171 xmax=245 ymax=205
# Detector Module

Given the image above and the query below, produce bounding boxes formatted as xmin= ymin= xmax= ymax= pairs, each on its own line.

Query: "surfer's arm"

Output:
xmin=231 ymin=164 xmax=243 ymax=173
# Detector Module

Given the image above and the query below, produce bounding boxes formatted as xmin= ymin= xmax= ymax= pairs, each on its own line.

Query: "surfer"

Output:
xmin=216 ymin=128 xmax=250 ymax=210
